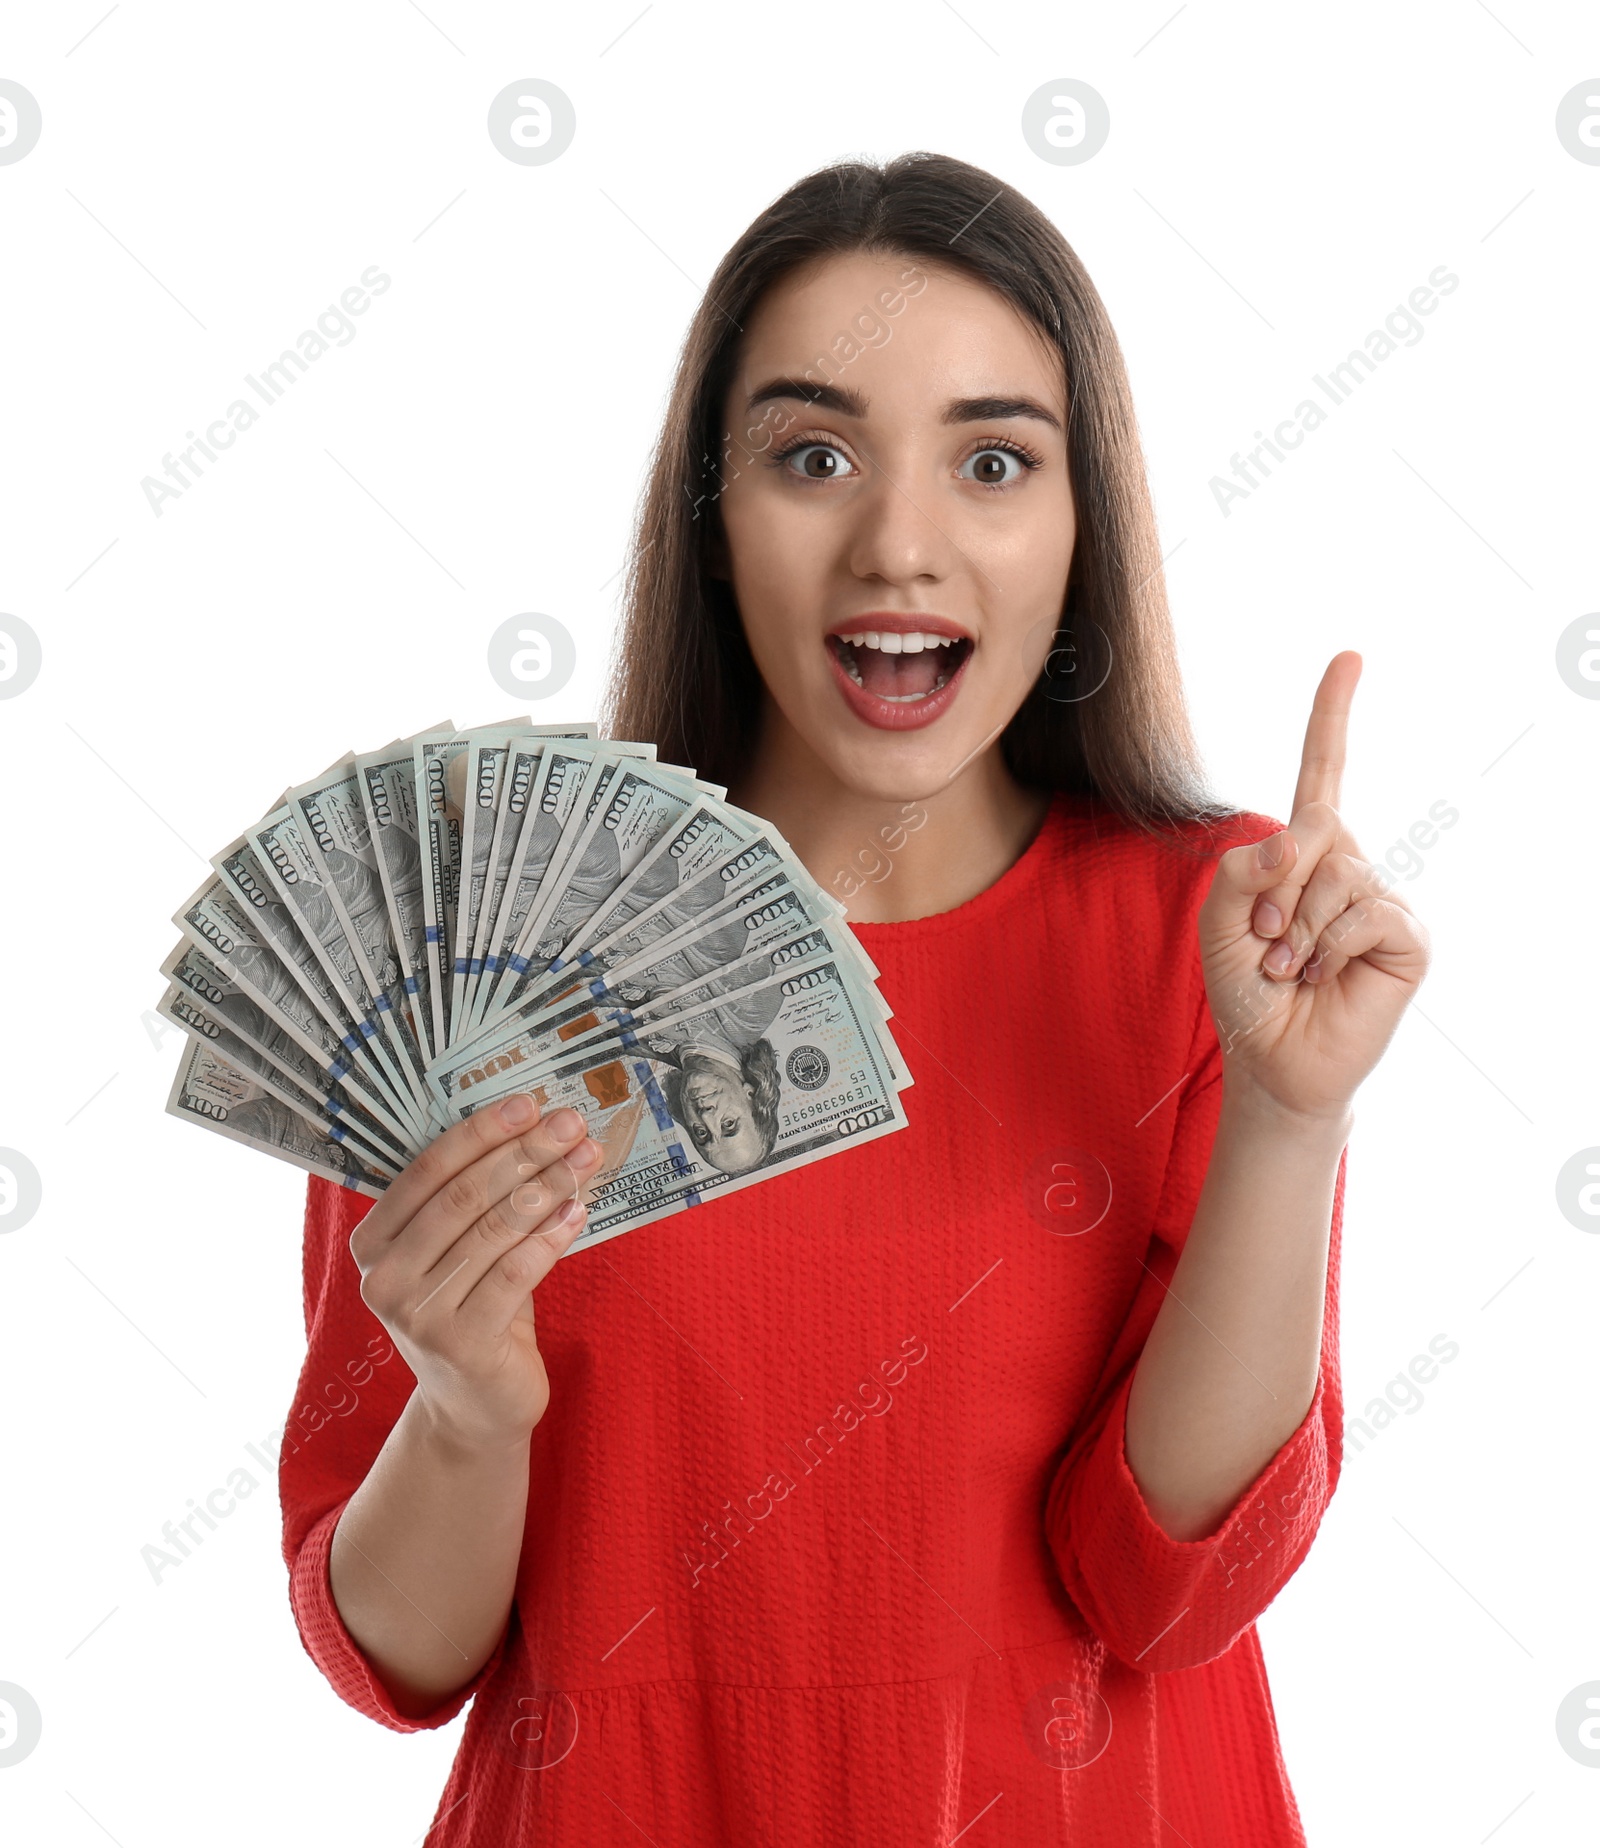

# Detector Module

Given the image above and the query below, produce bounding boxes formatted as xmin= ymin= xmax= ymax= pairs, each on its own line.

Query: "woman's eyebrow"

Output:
xmin=745 ymin=378 xmax=867 ymax=419
xmin=944 ymin=394 xmax=1062 ymax=433
xmin=744 ymin=378 xmax=1062 ymax=433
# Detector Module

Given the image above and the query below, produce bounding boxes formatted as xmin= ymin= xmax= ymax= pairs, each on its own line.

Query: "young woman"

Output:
xmin=279 ymin=153 xmax=1427 ymax=1844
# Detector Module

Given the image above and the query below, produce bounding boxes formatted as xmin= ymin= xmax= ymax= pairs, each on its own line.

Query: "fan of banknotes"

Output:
xmin=158 ymin=719 xmax=912 ymax=1253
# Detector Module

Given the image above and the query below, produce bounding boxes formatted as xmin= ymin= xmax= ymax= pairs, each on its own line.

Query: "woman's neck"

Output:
xmin=725 ymin=715 xmax=1053 ymax=925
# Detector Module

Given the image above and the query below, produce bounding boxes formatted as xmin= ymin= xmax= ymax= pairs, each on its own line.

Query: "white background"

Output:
xmin=1 ymin=2 xmax=1596 ymax=1841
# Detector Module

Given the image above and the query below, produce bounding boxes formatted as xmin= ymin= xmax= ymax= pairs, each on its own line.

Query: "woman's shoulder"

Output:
xmin=1036 ymin=791 xmax=1285 ymax=937
xmin=850 ymin=791 xmax=1282 ymax=947
xmin=1046 ymin=789 xmax=1284 ymax=877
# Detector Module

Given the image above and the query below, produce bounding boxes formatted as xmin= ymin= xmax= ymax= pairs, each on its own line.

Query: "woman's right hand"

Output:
xmin=348 ymin=1092 xmax=604 ymax=1451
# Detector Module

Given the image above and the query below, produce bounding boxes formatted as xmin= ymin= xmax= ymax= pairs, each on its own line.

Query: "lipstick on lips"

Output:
xmin=825 ymin=613 xmax=975 ymax=732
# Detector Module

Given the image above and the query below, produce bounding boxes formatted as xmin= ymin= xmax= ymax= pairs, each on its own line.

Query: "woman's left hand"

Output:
xmin=1196 ymin=651 xmax=1431 ymax=1125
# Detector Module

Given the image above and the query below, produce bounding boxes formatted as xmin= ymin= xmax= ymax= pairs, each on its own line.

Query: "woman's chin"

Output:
xmin=755 ymin=670 xmax=1023 ymax=808
xmin=813 ymin=723 xmax=1005 ymax=808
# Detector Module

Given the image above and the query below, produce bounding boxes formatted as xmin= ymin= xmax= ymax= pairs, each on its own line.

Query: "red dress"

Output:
xmin=280 ymin=792 xmax=1346 ymax=1845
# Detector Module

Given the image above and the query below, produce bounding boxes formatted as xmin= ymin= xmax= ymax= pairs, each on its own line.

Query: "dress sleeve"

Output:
xmin=278 ymin=1175 xmax=511 ymax=1731
xmin=1043 ymin=974 xmax=1347 ymax=1675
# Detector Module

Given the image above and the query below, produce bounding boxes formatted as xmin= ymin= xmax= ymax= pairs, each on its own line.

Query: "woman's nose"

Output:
xmin=844 ymin=456 xmax=957 ymax=586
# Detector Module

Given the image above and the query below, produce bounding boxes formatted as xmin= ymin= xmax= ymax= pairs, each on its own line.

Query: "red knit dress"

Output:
xmin=280 ymin=791 xmax=1346 ymax=1846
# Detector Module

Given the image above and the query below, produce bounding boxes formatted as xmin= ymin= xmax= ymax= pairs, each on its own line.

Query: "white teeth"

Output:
xmin=832 ymin=629 xmax=967 ymax=700
xmin=834 ymin=630 xmax=962 ymax=653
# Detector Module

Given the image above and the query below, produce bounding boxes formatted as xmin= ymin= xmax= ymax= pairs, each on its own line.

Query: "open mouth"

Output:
xmin=827 ymin=629 xmax=974 ymax=704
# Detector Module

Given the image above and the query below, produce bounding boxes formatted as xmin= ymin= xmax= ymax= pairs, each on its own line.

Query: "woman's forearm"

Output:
xmin=328 ymin=1388 xmax=532 ymax=1718
xmin=1123 ymin=1079 xmax=1351 ymax=1542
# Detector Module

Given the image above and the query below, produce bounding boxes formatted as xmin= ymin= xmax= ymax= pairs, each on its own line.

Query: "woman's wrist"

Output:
xmin=1218 ymin=1070 xmax=1355 ymax=1147
xmin=410 ymin=1387 xmax=539 ymax=1469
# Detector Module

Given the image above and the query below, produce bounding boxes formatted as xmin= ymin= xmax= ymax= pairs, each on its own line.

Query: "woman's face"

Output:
xmin=714 ymin=250 xmax=1075 ymax=801
xmin=680 ymin=1059 xmax=766 ymax=1174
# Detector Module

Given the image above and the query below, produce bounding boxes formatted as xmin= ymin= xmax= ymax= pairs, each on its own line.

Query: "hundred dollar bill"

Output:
xmin=485 ymin=758 xmax=710 ymax=1022
xmin=458 ymin=733 xmax=587 ymax=1026
xmin=209 ymin=840 xmax=425 ymax=1142
xmin=545 ymin=799 xmax=851 ymax=988
xmin=468 ymin=740 xmax=653 ymax=1036
xmin=430 ymin=896 xmax=825 ymax=1101
xmin=466 ymin=745 xmax=606 ymax=1033
xmin=447 ymin=725 xmax=597 ymax=1038
xmin=245 ymin=799 xmax=430 ymax=1140
xmin=472 ymin=857 xmax=808 ymax=1052
xmin=174 ymin=872 xmax=421 ymax=1151
xmin=354 ymin=726 xmax=453 ymax=1069
xmin=155 ymin=984 xmax=402 ymax=1178
xmin=557 ymin=873 xmax=889 ymax=1037
xmin=460 ymin=734 xmax=547 ymax=1023
xmin=166 ymin=1040 xmax=389 ymax=1199
xmin=440 ymin=845 xmax=855 ymax=1077
xmin=284 ymin=754 xmax=433 ymax=1105
xmin=450 ymin=734 xmax=523 ymax=1036
xmin=413 ymin=719 xmax=537 ymax=1056
xmin=547 ymin=799 xmax=763 ymax=970
xmin=436 ymin=898 xmax=904 ymax=1125
xmin=487 ymin=835 xmax=798 ymax=1034
xmin=159 ymin=938 xmax=411 ymax=1168
xmin=432 ymin=952 xmax=910 ymax=1248
xmin=442 ymin=920 xmax=871 ymax=1102
xmin=466 ymin=824 xmax=856 ymax=1044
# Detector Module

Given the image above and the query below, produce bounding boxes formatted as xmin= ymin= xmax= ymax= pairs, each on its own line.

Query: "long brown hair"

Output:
xmin=604 ymin=150 xmax=1234 ymax=840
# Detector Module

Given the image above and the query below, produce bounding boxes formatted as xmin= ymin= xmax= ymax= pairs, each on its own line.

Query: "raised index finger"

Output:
xmin=1291 ymin=650 xmax=1361 ymax=816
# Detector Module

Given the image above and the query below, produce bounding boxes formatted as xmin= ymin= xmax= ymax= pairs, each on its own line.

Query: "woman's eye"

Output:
xmin=783 ymin=442 xmax=852 ymax=480
xmin=959 ymin=447 xmax=1028 ymax=487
